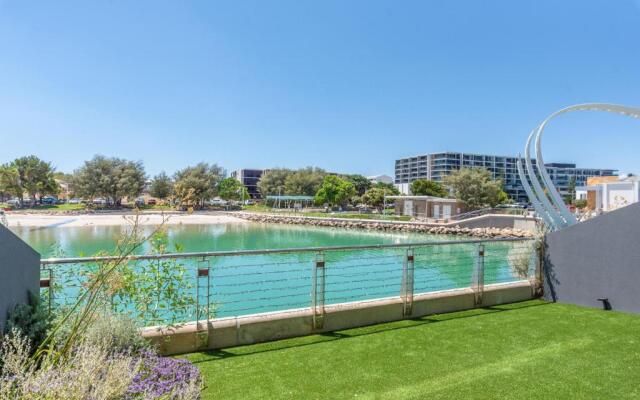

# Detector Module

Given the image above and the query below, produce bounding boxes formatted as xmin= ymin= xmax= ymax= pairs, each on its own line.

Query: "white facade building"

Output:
xmin=395 ymin=152 xmax=617 ymax=202
xmin=577 ymin=175 xmax=640 ymax=213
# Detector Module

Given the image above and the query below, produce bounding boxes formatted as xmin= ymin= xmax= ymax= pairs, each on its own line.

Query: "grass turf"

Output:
xmin=185 ymin=300 xmax=640 ymax=399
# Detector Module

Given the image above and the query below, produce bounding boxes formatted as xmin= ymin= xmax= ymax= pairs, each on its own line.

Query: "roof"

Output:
xmin=265 ymin=195 xmax=315 ymax=201
xmin=385 ymin=195 xmax=458 ymax=202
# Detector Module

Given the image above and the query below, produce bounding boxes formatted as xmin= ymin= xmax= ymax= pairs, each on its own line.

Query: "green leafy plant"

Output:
xmin=443 ymin=167 xmax=504 ymax=210
xmin=314 ymin=175 xmax=356 ymax=207
xmin=410 ymin=179 xmax=448 ymax=197
xmin=34 ymin=214 xmax=163 ymax=364
xmin=4 ymin=292 xmax=52 ymax=354
xmin=112 ymin=228 xmax=210 ymax=326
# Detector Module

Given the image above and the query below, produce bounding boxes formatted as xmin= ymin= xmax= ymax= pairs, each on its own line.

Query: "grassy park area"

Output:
xmin=187 ymin=300 xmax=640 ymax=399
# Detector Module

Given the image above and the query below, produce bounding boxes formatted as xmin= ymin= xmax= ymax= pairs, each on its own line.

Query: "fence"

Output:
xmin=39 ymin=237 xmax=539 ymax=328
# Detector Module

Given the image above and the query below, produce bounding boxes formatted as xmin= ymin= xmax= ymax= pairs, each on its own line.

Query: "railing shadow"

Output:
xmin=190 ymin=300 xmax=549 ymax=364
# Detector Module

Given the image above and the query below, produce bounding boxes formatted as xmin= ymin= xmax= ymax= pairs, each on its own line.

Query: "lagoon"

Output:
xmin=11 ymin=222 xmax=445 ymax=258
xmin=12 ymin=222 xmax=532 ymax=324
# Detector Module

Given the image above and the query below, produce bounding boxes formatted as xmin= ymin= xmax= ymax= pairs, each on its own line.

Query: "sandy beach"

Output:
xmin=5 ymin=212 xmax=248 ymax=228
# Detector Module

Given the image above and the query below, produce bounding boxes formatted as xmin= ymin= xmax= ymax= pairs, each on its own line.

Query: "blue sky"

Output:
xmin=1 ymin=0 xmax=639 ymax=177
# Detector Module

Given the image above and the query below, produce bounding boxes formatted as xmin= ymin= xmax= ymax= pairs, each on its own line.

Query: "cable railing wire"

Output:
xmin=40 ymin=237 xmax=538 ymax=323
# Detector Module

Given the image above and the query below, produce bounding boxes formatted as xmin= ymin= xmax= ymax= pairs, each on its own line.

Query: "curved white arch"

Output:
xmin=516 ymin=155 xmax=554 ymax=228
xmin=522 ymin=103 xmax=640 ymax=231
xmin=524 ymin=128 xmax=565 ymax=229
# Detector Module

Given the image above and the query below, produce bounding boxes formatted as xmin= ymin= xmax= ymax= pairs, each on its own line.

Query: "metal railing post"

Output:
xmin=196 ymin=258 xmax=211 ymax=350
xmin=312 ymin=252 xmax=325 ymax=330
xmin=534 ymin=240 xmax=544 ymax=297
xmin=401 ymin=249 xmax=414 ymax=316
xmin=473 ymin=245 xmax=485 ymax=306
xmin=40 ymin=268 xmax=53 ymax=315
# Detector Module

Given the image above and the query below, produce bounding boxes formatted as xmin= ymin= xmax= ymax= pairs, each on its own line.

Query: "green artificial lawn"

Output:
xmin=186 ymin=300 xmax=640 ymax=399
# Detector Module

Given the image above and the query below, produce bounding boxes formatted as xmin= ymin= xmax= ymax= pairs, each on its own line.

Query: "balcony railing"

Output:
xmin=40 ymin=238 xmax=539 ymax=328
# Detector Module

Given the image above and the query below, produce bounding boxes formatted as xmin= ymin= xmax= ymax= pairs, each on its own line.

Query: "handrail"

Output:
xmin=40 ymin=236 xmax=534 ymax=265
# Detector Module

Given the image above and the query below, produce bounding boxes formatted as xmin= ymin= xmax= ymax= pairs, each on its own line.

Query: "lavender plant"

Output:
xmin=0 ymin=214 xmax=203 ymax=399
xmin=126 ymin=351 xmax=202 ymax=399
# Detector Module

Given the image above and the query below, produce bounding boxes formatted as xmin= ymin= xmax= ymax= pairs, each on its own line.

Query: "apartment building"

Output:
xmin=231 ymin=169 xmax=265 ymax=199
xmin=394 ymin=152 xmax=617 ymax=203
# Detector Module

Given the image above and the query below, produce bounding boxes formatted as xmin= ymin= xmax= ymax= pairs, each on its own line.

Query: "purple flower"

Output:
xmin=126 ymin=351 xmax=200 ymax=399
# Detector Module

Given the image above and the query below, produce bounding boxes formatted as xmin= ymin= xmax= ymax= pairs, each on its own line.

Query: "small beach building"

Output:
xmin=576 ymin=175 xmax=640 ymax=213
xmin=386 ymin=195 xmax=463 ymax=219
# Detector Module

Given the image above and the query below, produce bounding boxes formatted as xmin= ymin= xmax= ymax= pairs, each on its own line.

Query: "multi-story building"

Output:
xmin=231 ymin=169 xmax=265 ymax=199
xmin=394 ymin=152 xmax=617 ymax=203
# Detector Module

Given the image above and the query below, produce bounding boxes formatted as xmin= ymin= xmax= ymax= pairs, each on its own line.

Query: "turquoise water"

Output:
xmin=11 ymin=222 xmax=444 ymax=258
xmin=12 ymin=223 xmax=532 ymax=325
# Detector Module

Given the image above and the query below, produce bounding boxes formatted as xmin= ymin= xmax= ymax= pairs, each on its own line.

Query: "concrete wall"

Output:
xmin=144 ymin=281 xmax=536 ymax=355
xmin=0 ymin=224 xmax=40 ymax=331
xmin=454 ymin=214 xmax=537 ymax=231
xmin=543 ymin=202 xmax=640 ymax=313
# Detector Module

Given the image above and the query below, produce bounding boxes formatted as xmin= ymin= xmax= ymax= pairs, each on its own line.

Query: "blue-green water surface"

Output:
xmin=11 ymin=223 xmax=532 ymax=324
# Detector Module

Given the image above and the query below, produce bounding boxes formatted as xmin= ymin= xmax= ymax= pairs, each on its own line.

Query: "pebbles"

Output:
xmin=235 ymin=212 xmax=533 ymax=239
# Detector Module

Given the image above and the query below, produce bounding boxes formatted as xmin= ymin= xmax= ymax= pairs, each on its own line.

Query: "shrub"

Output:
xmin=0 ymin=215 xmax=203 ymax=399
xmin=0 ymin=329 xmax=141 ymax=400
xmin=1 ymin=319 xmax=201 ymax=399
xmin=575 ymin=199 xmax=588 ymax=209
xmin=508 ymin=242 xmax=536 ymax=280
xmin=4 ymin=291 xmax=52 ymax=353
xmin=127 ymin=350 xmax=202 ymax=399
xmin=53 ymin=310 xmax=153 ymax=355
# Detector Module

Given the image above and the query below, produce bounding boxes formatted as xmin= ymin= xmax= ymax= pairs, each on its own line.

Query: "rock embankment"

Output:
xmin=235 ymin=212 xmax=533 ymax=239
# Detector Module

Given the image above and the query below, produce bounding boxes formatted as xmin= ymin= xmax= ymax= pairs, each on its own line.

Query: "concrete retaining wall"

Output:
xmin=0 ymin=224 xmax=40 ymax=331
xmin=144 ymin=280 xmax=536 ymax=355
xmin=454 ymin=214 xmax=537 ymax=231
xmin=544 ymin=202 xmax=640 ymax=313
xmin=235 ymin=212 xmax=535 ymax=238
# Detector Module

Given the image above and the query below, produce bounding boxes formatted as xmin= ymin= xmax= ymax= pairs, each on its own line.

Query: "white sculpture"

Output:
xmin=518 ymin=103 xmax=640 ymax=231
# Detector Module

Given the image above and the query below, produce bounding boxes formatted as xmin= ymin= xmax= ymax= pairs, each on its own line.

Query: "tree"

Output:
xmin=373 ymin=181 xmax=400 ymax=195
xmin=73 ymin=155 xmax=115 ymax=202
xmin=2 ymin=156 xmax=59 ymax=206
xmin=498 ymin=190 xmax=510 ymax=204
xmin=115 ymin=160 xmax=146 ymax=205
xmin=565 ymin=176 xmax=577 ymax=205
xmin=361 ymin=187 xmax=387 ymax=209
xmin=284 ymin=167 xmax=326 ymax=196
xmin=345 ymin=174 xmax=372 ymax=196
xmin=314 ymin=175 xmax=356 ymax=207
xmin=173 ymin=163 xmax=224 ymax=208
xmin=0 ymin=165 xmax=21 ymax=202
xmin=442 ymin=168 xmax=503 ymax=210
xmin=73 ymin=155 xmax=146 ymax=206
xmin=410 ymin=179 xmax=448 ymax=197
xmin=149 ymin=172 xmax=173 ymax=201
xmin=218 ymin=177 xmax=246 ymax=201
xmin=257 ymin=168 xmax=292 ymax=196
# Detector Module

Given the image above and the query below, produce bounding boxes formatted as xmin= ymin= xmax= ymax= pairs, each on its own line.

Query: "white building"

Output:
xmin=395 ymin=151 xmax=617 ymax=202
xmin=395 ymin=183 xmax=411 ymax=195
xmin=576 ymin=175 xmax=640 ymax=213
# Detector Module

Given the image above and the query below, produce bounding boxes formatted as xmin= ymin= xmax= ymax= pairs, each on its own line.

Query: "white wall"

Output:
xmin=395 ymin=183 xmax=410 ymax=195
xmin=603 ymin=182 xmax=639 ymax=211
